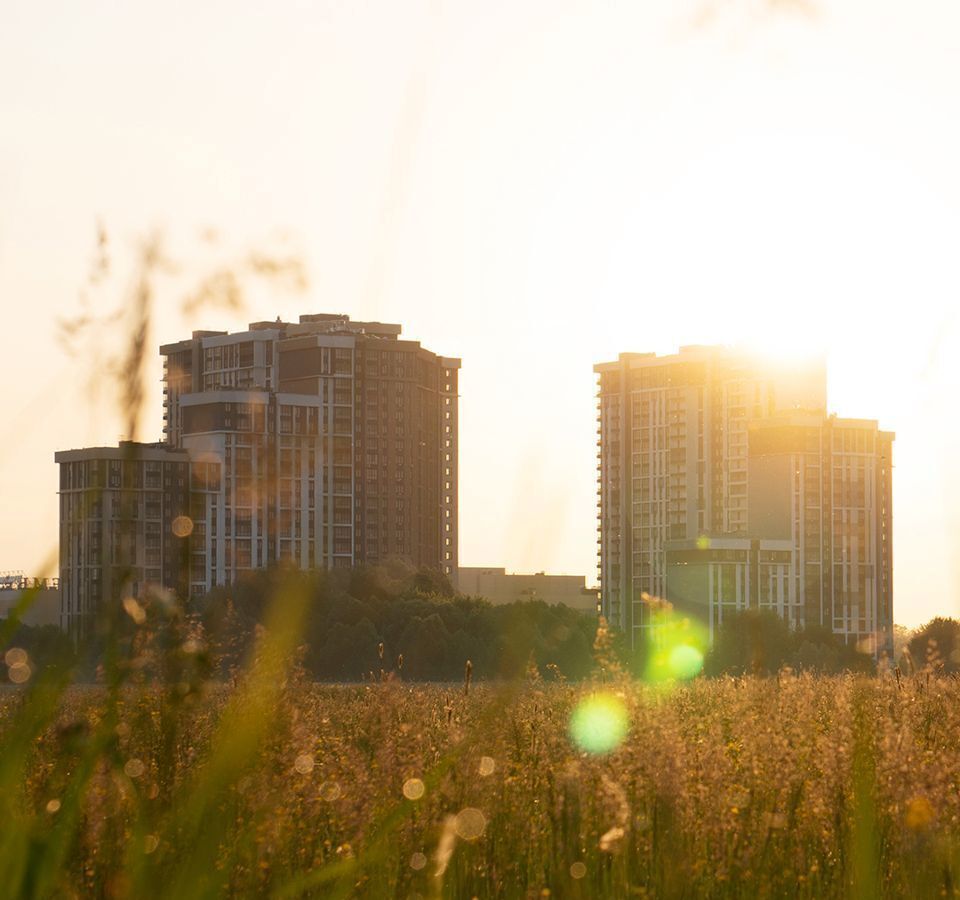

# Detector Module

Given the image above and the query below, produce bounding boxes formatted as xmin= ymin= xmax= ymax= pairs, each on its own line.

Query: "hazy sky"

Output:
xmin=2 ymin=0 xmax=959 ymax=627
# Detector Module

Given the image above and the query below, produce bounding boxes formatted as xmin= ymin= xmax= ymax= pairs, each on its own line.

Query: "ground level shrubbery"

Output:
xmin=2 ymin=670 xmax=960 ymax=898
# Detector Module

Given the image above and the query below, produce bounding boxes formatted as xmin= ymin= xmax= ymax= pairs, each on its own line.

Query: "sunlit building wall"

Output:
xmin=456 ymin=567 xmax=599 ymax=613
xmin=594 ymin=345 xmax=895 ymax=650
xmin=162 ymin=313 xmax=459 ymax=581
xmin=0 ymin=577 xmax=61 ymax=628
xmin=747 ymin=414 xmax=894 ymax=651
xmin=55 ymin=443 xmax=202 ymax=638
xmin=664 ymin=538 xmax=795 ymax=642
xmin=176 ymin=390 xmax=327 ymax=594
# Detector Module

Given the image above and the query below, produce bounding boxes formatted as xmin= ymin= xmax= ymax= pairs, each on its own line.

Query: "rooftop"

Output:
xmin=54 ymin=442 xmax=189 ymax=463
xmin=162 ymin=314 xmax=405 ymax=353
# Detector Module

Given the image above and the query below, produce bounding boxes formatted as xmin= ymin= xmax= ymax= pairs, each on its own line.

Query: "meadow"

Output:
xmin=2 ymin=653 xmax=959 ymax=898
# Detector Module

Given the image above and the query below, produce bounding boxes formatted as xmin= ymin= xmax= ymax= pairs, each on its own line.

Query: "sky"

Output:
xmin=2 ymin=0 xmax=959 ymax=627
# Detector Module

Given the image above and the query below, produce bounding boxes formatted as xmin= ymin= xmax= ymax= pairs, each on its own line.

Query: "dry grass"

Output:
xmin=3 ymin=668 xmax=960 ymax=898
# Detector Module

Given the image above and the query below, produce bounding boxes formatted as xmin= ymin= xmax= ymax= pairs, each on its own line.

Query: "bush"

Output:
xmin=198 ymin=562 xmax=599 ymax=681
xmin=907 ymin=617 xmax=960 ymax=673
xmin=704 ymin=610 xmax=874 ymax=676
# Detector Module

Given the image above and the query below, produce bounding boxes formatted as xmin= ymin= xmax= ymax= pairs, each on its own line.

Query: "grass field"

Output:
xmin=2 ymin=664 xmax=959 ymax=898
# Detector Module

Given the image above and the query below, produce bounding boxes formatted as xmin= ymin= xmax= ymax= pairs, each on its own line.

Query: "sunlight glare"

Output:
xmin=569 ymin=693 xmax=629 ymax=754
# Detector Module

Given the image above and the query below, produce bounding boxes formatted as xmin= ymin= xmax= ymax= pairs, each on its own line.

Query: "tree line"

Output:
xmin=199 ymin=561 xmax=598 ymax=681
xmin=4 ymin=563 xmax=956 ymax=681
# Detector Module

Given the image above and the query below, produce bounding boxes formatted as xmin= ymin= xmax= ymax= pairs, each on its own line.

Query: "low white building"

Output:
xmin=457 ymin=567 xmax=598 ymax=613
xmin=0 ymin=576 xmax=61 ymax=628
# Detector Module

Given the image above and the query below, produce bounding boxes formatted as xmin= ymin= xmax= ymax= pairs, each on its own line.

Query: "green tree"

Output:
xmin=704 ymin=610 xmax=793 ymax=676
xmin=907 ymin=617 xmax=960 ymax=673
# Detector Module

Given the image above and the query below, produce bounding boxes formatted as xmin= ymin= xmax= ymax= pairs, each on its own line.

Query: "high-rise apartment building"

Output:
xmin=595 ymin=345 xmax=893 ymax=653
xmin=748 ymin=413 xmax=893 ymax=646
xmin=57 ymin=314 xmax=459 ymax=631
xmin=55 ymin=442 xmax=205 ymax=636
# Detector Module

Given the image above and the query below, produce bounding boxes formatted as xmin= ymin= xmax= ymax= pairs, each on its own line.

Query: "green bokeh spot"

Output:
xmin=667 ymin=643 xmax=704 ymax=679
xmin=569 ymin=693 xmax=628 ymax=754
xmin=643 ymin=611 xmax=709 ymax=684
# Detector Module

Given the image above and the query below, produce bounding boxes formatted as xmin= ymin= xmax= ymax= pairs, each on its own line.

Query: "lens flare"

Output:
xmin=319 ymin=781 xmax=342 ymax=801
xmin=294 ymin=753 xmax=314 ymax=774
xmin=454 ymin=807 xmax=487 ymax=840
xmin=569 ymin=693 xmax=628 ymax=754
xmin=642 ymin=611 xmax=708 ymax=684
xmin=403 ymin=778 xmax=425 ymax=800
xmin=171 ymin=515 xmax=194 ymax=538
xmin=667 ymin=643 xmax=704 ymax=680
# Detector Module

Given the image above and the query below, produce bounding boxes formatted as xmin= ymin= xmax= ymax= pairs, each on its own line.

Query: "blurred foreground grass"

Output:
xmin=2 ymin=658 xmax=960 ymax=898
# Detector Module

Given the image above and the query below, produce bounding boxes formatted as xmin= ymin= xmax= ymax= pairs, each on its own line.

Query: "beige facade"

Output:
xmin=595 ymin=345 xmax=893 ymax=653
xmin=747 ymin=414 xmax=894 ymax=650
xmin=457 ymin=567 xmax=598 ymax=613
xmin=176 ymin=390 xmax=328 ymax=594
xmin=55 ymin=443 xmax=199 ymax=637
xmin=162 ymin=314 xmax=459 ymax=585
xmin=665 ymin=538 xmax=795 ymax=641
xmin=0 ymin=577 xmax=61 ymax=628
